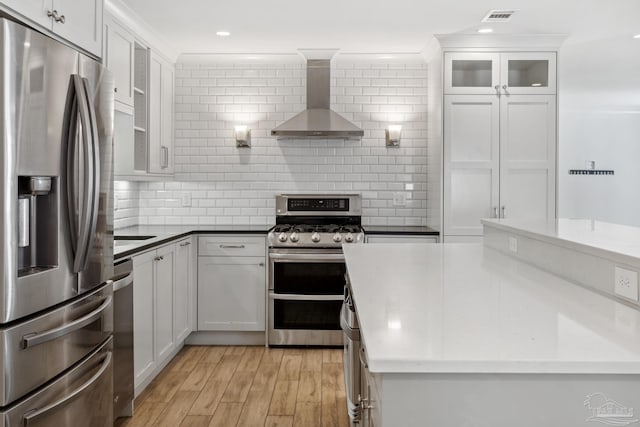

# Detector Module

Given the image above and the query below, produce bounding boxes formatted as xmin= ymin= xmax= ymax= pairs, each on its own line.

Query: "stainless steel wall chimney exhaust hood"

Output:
xmin=271 ymin=50 xmax=364 ymax=139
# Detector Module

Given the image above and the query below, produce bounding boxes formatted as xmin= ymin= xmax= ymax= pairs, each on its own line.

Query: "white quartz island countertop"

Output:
xmin=482 ymin=218 xmax=640 ymax=267
xmin=343 ymin=243 xmax=640 ymax=374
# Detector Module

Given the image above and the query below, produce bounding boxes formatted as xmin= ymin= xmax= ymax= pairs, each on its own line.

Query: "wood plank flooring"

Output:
xmin=116 ymin=346 xmax=350 ymax=427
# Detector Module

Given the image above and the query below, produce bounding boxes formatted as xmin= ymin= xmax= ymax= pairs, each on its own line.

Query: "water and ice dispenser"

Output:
xmin=17 ymin=176 xmax=57 ymax=275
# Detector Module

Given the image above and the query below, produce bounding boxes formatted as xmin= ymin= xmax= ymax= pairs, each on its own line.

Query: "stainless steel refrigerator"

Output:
xmin=0 ymin=17 xmax=115 ymax=426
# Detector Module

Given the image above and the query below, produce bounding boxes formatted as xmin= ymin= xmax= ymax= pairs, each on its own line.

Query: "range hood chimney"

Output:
xmin=271 ymin=50 xmax=364 ymax=139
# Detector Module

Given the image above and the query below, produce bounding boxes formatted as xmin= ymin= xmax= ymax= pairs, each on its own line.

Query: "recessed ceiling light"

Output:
xmin=216 ymin=31 xmax=230 ymax=37
xmin=634 ymin=34 xmax=640 ymax=39
xmin=477 ymin=28 xmax=494 ymax=34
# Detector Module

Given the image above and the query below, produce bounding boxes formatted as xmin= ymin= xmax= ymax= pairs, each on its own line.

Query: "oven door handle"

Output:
xmin=269 ymin=292 xmax=345 ymax=302
xmin=340 ymin=303 xmax=360 ymax=341
xmin=269 ymin=253 xmax=345 ymax=262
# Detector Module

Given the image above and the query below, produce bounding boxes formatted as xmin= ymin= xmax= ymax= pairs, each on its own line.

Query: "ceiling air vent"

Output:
xmin=481 ymin=10 xmax=516 ymax=23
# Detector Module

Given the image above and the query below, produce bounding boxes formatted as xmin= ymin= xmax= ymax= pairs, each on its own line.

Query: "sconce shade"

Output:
xmin=235 ymin=125 xmax=251 ymax=147
xmin=385 ymin=125 xmax=402 ymax=147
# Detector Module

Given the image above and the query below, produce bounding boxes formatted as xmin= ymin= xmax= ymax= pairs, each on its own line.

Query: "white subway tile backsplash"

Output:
xmin=116 ymin=54 xmax=430 ymax=229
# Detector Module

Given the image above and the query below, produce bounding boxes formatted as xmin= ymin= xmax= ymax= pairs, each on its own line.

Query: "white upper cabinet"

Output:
xmin=104 ymin=17 xmax=135 ymax=107
xmin=53 ymin=0 xmax=102 ymax=57
xmin=148 ymin=51 xmax=174 ymax=175
xmin=1 ymin=0 xmax=103 ymax=57
xmin=1 ymin=0 xmax=52 ymax=28
xmin=500 ymin=52 xmax=556 ymax=95
xmin=445 ymin=52 xmax=500 ymax=95
xmin=445 ymin=52 xmax=556 ymax=95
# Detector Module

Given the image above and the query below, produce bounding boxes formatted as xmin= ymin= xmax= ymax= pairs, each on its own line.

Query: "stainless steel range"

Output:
xmin=268 ymin=194 xmax=364 ymax=346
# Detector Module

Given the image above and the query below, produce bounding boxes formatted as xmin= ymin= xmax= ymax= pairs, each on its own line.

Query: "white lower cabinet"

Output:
xmin=154 ymin=244 xmax=175 ymax=362
xmin=443 ymin=93 xmax=556 ymax=240
xmin=197 ymin=236 xmax=266 ymax=332
xmin=174 ymin=237 xmax=194 ymax=342
xmin=360 ymin=346 xmax=380 ymax=427
xmin=132 ymin=238 xmax=193 ymax=395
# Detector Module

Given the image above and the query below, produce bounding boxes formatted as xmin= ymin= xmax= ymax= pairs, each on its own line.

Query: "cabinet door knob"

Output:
xmin=48 ymin=10 xmax=65 ymax=23
xmin=114 ymin=87 xmax=118 ymax=93
xmin=501 ymin=206 xmax=506 ymax=218
xmin=494 ymin=85 xmax=500 ymax=93
xmin=259 ymin=262 xmax=265 ymax=267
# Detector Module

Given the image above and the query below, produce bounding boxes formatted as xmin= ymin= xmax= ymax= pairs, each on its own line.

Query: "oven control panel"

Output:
xmin=288 ymin=198 xmax=349 ymax=212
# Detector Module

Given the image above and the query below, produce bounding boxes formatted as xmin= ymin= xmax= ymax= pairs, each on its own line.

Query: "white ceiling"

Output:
xmin=120 ymin=0 xmax=640 ymax=54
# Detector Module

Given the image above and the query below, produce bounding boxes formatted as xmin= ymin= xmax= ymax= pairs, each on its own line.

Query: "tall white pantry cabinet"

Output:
xmin=435 ymin=36 xmax=564 ymax=241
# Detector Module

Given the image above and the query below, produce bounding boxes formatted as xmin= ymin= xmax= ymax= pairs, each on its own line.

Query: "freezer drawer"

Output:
xmin=0 ymin=337 xmax=113 ymax=427
xmin=0 ymin=282 xmax=113 ymax=406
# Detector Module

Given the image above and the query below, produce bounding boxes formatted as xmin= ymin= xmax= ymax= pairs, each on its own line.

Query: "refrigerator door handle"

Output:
xmin=21 ymin=294 xmax=113 ymax=349
xmin=67 ymin=74 xmax=95 ymax=273
xmin=22 ymin=351 xmax=112 ymax=426
xmin=81 ymin=77 xmax=101 ymax=271
xmin=65 ymin=83 xmax=80 ymax=255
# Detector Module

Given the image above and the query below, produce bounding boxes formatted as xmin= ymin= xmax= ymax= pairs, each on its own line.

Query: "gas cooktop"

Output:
xmin=268 ymin=194 xmax=365 ymax=248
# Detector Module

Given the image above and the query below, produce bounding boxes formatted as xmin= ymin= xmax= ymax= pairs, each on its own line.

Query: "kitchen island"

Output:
xmin=343 ymin=242 xmax=640 ymax=426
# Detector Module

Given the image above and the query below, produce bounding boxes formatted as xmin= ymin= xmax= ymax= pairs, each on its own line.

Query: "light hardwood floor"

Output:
xmin=116 ymin=346 xmax=350 ymax=427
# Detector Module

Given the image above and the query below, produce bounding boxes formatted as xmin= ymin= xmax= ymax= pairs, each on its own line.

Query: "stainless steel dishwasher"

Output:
xmin=113 ymin=258 xmax=134 ymax=419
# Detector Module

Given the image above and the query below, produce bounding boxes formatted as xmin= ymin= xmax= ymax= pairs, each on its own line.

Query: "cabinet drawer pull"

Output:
xmin=219 ymin=245 xmax=245 ymax=249
xmin=259 ymin=262 xmax=265 ymax=267
xmin=180 ymin=242 xmax=191 ymax=247
xmin=154 ymin=255 xmax=164 ymax=261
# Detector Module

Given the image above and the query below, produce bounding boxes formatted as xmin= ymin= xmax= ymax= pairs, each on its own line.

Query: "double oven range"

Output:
xmin=268 ymin=194 xmax=364 ymax=346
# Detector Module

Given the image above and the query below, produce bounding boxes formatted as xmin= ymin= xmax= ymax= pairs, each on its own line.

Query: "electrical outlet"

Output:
xmin=614 ymin=266 xmax=639 ymax=302
xmin=181 ymin=193 xmax=192 ymax=207
xmin=508 ymin=236 xmax=518 ymax=253
xmin=392 ymin=192 xmax=406 ymax=207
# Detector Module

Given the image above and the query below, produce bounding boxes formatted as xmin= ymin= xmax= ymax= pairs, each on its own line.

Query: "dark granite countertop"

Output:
xmin=363 ymin=225 xmax=440 ymax=236
xmin=114 ymin=224 xmax=272 ymax=259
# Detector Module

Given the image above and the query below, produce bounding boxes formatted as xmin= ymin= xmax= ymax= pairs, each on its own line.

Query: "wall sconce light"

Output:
xmin=234 ymin=125 xmax=251 ymax=147
xmin=385 ymin=125 xmax=402 ymax=147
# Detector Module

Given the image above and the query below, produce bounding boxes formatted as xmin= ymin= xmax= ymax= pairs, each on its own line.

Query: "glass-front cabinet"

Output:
xmin=445 ymin=52 xmax=500 ymax=95
xmin=445 ymin=52 xmax=556 ymax=95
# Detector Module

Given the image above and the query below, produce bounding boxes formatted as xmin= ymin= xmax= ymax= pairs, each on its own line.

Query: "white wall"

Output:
xmin=558 ymin=12 xmax=640 ymax=226
xmin=118 ymin=54 xmax=430 ymax=228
